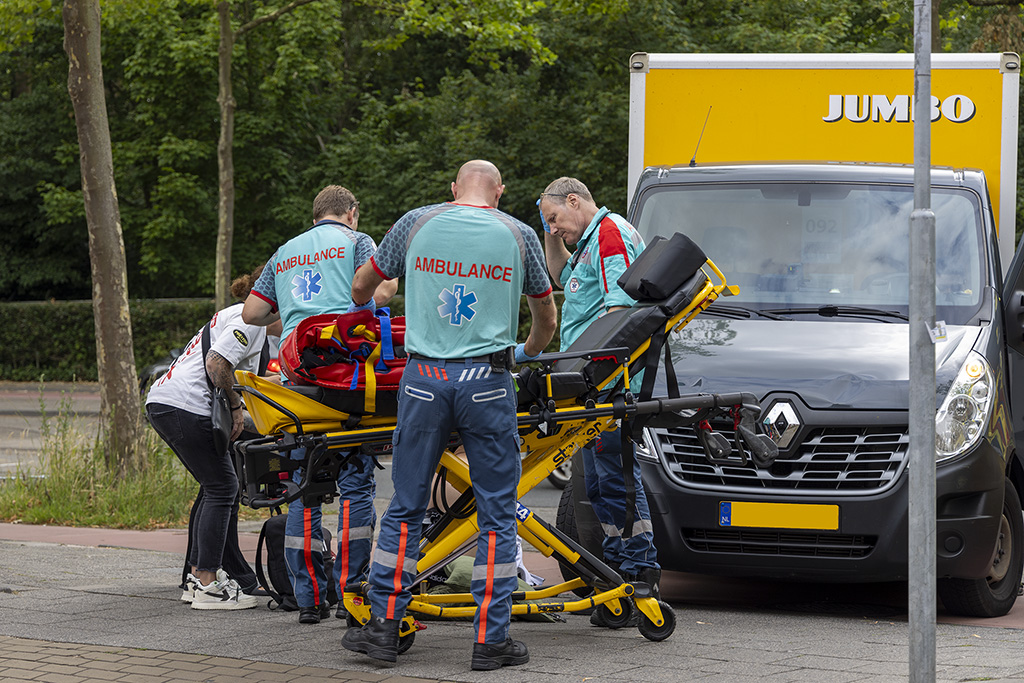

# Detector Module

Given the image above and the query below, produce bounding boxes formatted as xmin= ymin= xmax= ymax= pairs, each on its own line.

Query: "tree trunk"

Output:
xmin=215 ymin=0 xmax=236 ymax=311
xmin=62 ymin=0 xmax=144 ymax=475
xmin=214 ymin=0 xmax=318 ymax=310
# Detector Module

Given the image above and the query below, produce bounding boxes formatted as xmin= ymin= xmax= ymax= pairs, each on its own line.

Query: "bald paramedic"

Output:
xmin=341 ymin=160 xmax=556 ymax=671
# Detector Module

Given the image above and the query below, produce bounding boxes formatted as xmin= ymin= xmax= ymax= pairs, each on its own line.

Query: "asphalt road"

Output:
xmin=0 ymin=382 xmax=102 ymax=476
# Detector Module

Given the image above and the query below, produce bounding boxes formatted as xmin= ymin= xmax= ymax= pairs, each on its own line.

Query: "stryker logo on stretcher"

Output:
xmin=414 ymin=257 xmax=513 ymax=282
xmin=822 ymin=94 xmax=976 ymax=123
xmin=275 ymin=247 xmax=345 ymax=273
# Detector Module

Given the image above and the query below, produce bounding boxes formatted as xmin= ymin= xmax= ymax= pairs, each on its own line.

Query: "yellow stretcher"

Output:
xmin=233 ymin=255 xmax=775 ymax=651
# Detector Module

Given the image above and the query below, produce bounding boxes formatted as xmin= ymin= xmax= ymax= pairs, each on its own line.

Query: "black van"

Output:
xmin=560 ymin=162 xmax=1024 ymax=618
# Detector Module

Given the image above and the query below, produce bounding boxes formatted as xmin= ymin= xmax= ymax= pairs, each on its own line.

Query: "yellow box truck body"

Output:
xmin=627 ymin=53 xmax=1019 ymax=263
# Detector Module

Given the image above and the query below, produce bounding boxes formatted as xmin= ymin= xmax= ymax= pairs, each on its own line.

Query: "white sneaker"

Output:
xmin=191 ymin=578 xmax=259 ymax=611
xmin=215 ymin=568 xmax=235 ymax=589
xmin=180 ymin=573 xmax=199 ymax=603
xmin=182 ymin=570 xmax=232 ymax=603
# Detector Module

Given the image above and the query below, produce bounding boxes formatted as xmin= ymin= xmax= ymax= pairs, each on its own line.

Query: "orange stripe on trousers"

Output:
xmin=303 ymin=508 xmax=321 ymax=605
xmin=338 ymin=499 xmax=350 ymax=598
xmin=386 ymin=522 xmax=408 ymax=619
xmin=476 ymin=531 xmax=496 ymax=643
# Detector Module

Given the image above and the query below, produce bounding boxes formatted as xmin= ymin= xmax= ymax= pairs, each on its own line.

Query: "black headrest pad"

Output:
xmin=617 ymin=233 xmax=707 ymax=302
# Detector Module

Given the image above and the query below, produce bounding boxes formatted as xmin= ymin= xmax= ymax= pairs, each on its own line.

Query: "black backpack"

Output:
xmin=256 ymin=511 xmax=338 ymax=611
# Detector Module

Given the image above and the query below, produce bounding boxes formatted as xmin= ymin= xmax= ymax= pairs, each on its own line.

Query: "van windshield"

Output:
xmin=633 ymin=182 xmax=986 ymax=325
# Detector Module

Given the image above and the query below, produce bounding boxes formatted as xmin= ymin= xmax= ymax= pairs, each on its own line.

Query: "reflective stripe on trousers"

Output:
xmin=368 ymin=359 xmax=520 ymax=644
xmin=580 ymin=427 xmax=659 ymax=574
xmin=285 ymin=454 xmax=377 ymax=608
xmin=332 ymin=454 xmax=377 ymax=599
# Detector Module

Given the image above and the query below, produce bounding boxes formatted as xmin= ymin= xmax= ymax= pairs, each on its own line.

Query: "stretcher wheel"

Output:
xmin=638 ymin=601 xmax=676 ymax=642
xmin=398 ymin=630 xmax=416 ymax=654
xmin=596 ymin=599 xmax=634 ymax=629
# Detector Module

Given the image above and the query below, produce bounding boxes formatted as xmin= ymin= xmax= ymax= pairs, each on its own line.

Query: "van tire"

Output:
xmin=555 ymin=480 xmax=583 ymax=589
xmin=555 ymin=479 xmax=577 ymax=543
xmin=938 ymin=478 xmax=1024 ymax=618
xmin=556 ymin=480 xmax=602 ymax=598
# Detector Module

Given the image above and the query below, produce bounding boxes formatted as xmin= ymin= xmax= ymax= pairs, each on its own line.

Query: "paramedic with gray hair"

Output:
xmin=538 ymin=176 xmax=661 ymax=620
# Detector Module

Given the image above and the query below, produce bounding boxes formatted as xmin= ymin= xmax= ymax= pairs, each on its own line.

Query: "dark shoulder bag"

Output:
xmin=200 ymin=322 xmax=233 ymax=455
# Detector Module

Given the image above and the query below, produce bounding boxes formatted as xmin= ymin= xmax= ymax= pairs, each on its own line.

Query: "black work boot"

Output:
xmin=630 ymin=567 xmax=661 ymax=600
xmin=298 ymin=602 xmax=332 ymax=624
xmin=298 ymin=606 xmax=321 ymax=624
xmin=342 ymin=615 xmax=400 ymax=663
xmin=471 ymin=638 xmax=530 ymax=671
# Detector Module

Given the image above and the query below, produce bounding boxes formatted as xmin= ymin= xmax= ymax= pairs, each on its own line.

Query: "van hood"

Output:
xmin=665 ymin=318 xmax=981 ymax=410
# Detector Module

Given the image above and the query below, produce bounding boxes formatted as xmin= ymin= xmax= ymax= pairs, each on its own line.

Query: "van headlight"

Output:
xmin=636 ymin=428 xmax=660 ymax=462
xmin=935 ymin=351 xmax=993 ymax=461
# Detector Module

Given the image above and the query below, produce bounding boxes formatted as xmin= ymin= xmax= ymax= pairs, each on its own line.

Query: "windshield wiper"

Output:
xmin=703 ymin=303 xmax=790 ymax=321
xmin=761 ymin=305 xmax=908 ymax=322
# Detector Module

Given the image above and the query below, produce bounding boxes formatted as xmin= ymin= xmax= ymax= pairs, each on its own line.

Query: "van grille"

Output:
xmin=653 ymin=423 xmax=908 ymax=493
xmin=684 ymin=528 xmax=876 ymax=558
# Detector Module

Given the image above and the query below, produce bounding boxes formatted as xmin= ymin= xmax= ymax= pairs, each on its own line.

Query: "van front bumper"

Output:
xmin=641 ymin=437 xmax=1005 ymax=582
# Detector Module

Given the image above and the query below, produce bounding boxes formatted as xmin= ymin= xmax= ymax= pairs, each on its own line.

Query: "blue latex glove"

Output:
xmin=346 ymin=298 xmax=376 ymax=314
xmin=536 ymin=198 xmax=551 ymax=233
xmin=514 ymin=342 xmax=541 ymax=364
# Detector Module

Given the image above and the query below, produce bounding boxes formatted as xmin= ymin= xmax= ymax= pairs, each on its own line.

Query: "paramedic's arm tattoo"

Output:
xmin=206 ymin=350 xmax=243 ymax=407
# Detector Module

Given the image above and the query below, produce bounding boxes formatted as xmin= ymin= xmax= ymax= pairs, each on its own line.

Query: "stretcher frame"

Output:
xmin=233 ymin=258 xmax=763 ymax=647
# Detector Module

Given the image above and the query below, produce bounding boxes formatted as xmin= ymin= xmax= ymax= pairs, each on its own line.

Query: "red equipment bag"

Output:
xmin=279 ymin=309 xmax=406 ymax=415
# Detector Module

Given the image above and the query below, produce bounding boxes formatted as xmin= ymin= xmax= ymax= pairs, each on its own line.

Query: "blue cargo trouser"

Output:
xmin=284 ymin=452 xmax=377 ymax=609
xmin=580 ymin=426 xmax=659 ymax=574
xmin=368 ymin=357 xmax=520 ymax=645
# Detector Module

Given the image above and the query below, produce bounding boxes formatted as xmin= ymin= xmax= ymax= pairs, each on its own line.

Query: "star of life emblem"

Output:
xmin=438 ymin=283 xmax=477 ymax=325
xmin=292 ymin=269 xmax=322 ymax=302
xmin=568 ymin=277 xmax=581 ymax=294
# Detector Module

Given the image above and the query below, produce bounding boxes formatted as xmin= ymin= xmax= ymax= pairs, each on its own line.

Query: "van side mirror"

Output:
xmin=1003 ymin=287 xmax=1024 ymax=354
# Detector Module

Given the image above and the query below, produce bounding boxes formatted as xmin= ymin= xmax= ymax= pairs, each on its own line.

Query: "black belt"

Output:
xmin=409 ymin=347 xmax=514 ymax=371
xmin=409 ymin=352 xmax=487 ymax=362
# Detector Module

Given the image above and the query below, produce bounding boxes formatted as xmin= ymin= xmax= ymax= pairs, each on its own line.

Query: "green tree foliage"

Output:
xmin=1 ymin=0 xmax=1021 ymax=301
xmin=0 ymin=7 xmax=89 ymax=300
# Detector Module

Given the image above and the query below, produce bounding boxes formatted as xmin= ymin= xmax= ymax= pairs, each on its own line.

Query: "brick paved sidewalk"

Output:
xmin=0 ymin=636 xmax=446 ymax=683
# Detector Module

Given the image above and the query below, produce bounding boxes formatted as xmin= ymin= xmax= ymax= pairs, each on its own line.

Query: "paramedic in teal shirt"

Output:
xmin=538 ymin=176 xmax=661 ymax=622
xmin=242 ymin=185 xmax=397 ymax=626
xmin=342 ymin=160 xmax=556 ymax=671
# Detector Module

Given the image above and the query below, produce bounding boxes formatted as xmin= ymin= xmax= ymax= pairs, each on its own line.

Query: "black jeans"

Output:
xmin=147 ymin=403 xmax=251 ymax=583
xmin=180 ymin=485 xmax=258 ymax=591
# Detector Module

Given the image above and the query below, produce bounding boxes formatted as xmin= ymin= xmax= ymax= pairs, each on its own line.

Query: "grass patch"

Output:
xmin=0 ymin=386 xmax=267 ymax=528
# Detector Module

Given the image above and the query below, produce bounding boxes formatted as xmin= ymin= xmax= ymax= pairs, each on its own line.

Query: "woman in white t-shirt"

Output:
xmin=146 ymin=266 xmax=282 ymax=611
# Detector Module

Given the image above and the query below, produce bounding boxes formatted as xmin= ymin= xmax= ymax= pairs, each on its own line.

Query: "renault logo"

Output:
xmin=763 ymin=401 xmax=800 ymax=449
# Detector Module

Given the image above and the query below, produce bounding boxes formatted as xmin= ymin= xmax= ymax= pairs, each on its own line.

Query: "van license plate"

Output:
xmin=719 ymin=501 xmax=839 ymax=531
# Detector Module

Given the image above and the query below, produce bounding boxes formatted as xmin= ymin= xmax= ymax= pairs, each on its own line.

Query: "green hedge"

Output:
xmin=0 ymin=299 xmax=216 ymax=382
xmin=0 ymin=293 xmax=561 ymax=382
